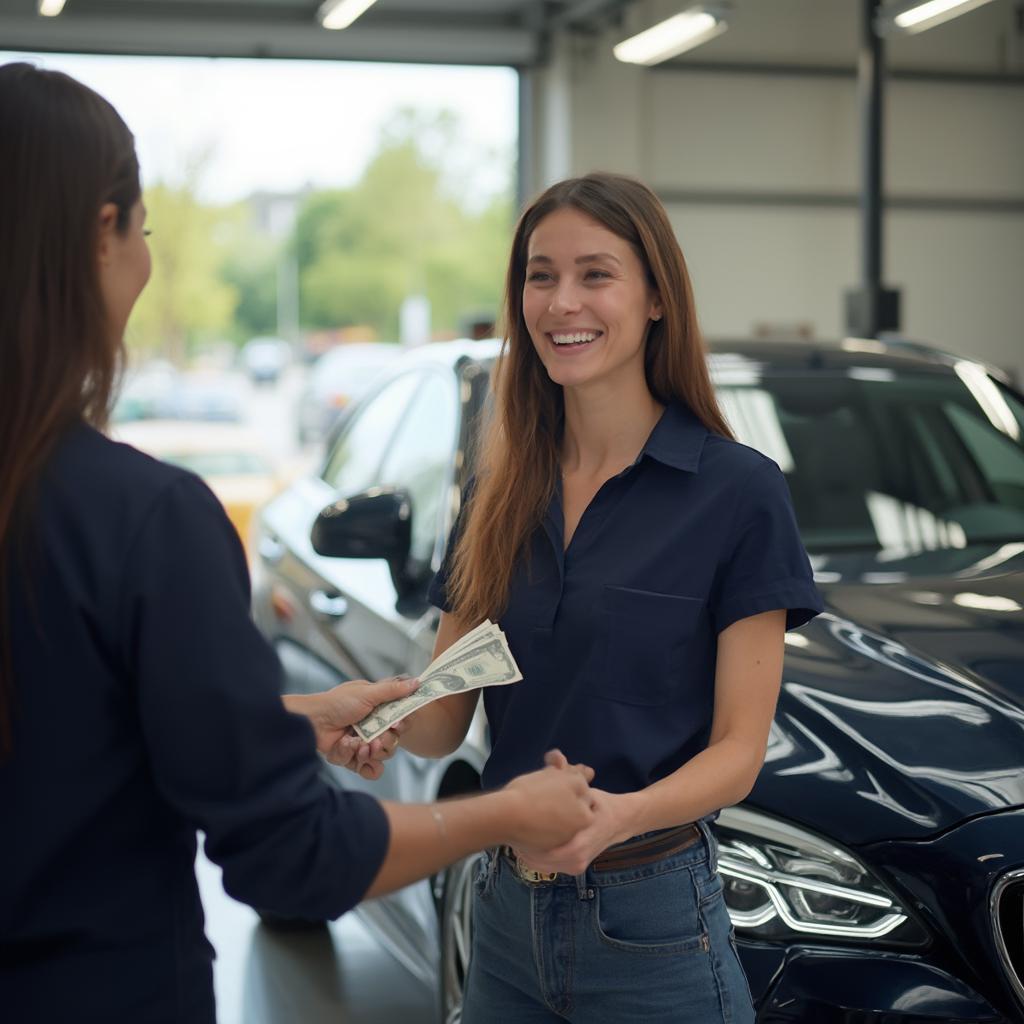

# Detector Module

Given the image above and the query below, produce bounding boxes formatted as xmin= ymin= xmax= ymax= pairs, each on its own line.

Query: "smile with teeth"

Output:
xmin=550 ymin=330 xmax=601 ymax=346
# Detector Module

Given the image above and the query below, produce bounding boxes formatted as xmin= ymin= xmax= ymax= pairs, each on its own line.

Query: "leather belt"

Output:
xmin=592 ymin=822 xmax=701 ymax=872
xmin=503 ymin=822 xmax=701 ymax=884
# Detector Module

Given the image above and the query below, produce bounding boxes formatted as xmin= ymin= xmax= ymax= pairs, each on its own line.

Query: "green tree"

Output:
xmin=295 ymin=109 xmax=512 ymax=339
xmin=127 ymin=175 xmax=238 ymax=363
xmin=126 ymin=111 xmax=513 ymax=353
xmin=218 ymin=209 xmax=280 ymax=342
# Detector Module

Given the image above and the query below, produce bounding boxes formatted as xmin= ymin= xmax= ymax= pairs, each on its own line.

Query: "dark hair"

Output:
xmin=0 ymin=62 xmax=141 ymax=757
xmin=447 ymin=172 xmax=733 ymax=625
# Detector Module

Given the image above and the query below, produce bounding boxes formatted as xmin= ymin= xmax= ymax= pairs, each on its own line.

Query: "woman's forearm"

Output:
xmin=364 ymin=792 xmax=518 ymax=897
xmin=506 ymin=741 xmax=762 ymax=879
xmin=395 ymin=609 xmax=479 ymax=758
xmin=614 ymin=609 xmax=785 ymax=837
xmin=397 ymin=690 xmax=478 ymax=758
xmin=616 ymin=737 xmax=764 ymax=840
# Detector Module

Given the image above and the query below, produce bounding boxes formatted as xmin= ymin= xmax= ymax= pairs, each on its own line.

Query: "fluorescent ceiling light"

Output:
xmin=318 ymin=0 xmax=378 ymax=31
xmin=614 ymin=7 xmax=728 ymax=66
xmin=878 ymin=0 xmax=1000 ymax=34
xmin=37 ymin=0 xmax=67 ymax=16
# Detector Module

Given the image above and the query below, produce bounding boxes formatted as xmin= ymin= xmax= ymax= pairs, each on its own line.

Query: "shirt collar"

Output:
xmin=640 ymin=402 xmax=709 ymax=473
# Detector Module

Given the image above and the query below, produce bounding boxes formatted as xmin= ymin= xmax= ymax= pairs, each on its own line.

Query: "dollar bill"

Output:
xmin=352 ymin=622 xmax=522 ymax=742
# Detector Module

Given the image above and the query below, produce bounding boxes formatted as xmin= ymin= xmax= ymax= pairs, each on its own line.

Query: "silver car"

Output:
xmin=296 ymin=342 xmax=402 ymax=445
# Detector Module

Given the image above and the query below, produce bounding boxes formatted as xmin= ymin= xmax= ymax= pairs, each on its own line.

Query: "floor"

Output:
xmin=196 ymin=852 xmax=437 ymax=1024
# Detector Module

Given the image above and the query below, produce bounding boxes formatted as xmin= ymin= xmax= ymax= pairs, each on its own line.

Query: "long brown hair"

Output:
xmin=447 ymin=172 xmax=733 ymax=626
xmin=0 ymin=62 xmax=141 ymax=757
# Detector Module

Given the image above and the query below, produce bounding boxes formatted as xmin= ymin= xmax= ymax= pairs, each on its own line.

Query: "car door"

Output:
xmin=326 ymin=368 xmax=462 ymax=790
xmin=259 ymin=370 xmax=422 ymax=697
xmin=253 ymin=354 xmax=482 ymax=975
xmin=258 ymin=360 xmax=464 ymax=780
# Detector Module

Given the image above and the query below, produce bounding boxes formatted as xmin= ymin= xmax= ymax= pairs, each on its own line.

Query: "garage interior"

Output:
xmin=2 ymin=0 xmax=1022 ymax=375
xmin=2 ymin=3 xmax=1023 ymax=1022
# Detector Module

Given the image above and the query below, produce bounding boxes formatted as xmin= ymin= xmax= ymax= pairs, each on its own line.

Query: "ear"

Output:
xmin=96 ymin=202 xmax=119 ymax=265
xmin=649 ymin=292 xmax=664 ymax=323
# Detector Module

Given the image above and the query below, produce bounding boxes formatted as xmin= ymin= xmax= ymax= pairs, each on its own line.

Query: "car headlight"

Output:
xmin=715 ymin=807 xmax=928 ymax=947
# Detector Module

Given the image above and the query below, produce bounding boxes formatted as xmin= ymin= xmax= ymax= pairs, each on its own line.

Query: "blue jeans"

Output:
xmin=461 ymin=821 xmax=755 ymax=1023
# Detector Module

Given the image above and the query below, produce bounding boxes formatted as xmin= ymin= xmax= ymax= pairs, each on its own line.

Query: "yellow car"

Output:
xmin=112 ymin=421 xmax=281 ymax=560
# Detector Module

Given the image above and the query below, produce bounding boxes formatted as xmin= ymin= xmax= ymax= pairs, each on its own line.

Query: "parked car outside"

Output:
xmin=252 ymin=336 xmax=1024 ymax=1023
xmin=113 ymin=420 xmax=281 ymax=560
xmin=114 ymin=368 xmax=245 ymax=425
xmin=296 ymin=342 xmax=402 ymax=445
xmin=111 ymin=359 xmax=180 ymax=422
xmin=240 ymin=336 xmax=292 ymax=385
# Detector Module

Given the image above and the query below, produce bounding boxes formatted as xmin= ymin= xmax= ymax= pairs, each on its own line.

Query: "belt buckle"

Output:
xmin=513 ymin=852 xmax=558 ymax=884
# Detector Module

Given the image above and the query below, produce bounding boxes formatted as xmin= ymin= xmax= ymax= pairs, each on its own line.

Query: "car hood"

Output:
xmin=752 ymin=541 xmax=1024 ymax=845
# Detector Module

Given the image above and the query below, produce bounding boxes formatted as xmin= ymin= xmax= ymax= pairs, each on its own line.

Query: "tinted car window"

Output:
xmin=378 ymin=372 xmax=459 ymax=565
xmin=322 ymin=372 xmax=420 ymax=496
xmin=718 ymin=370 xmax=1024 ymax=552
xmin=945 ymin=403 xmax=1024 ymax=494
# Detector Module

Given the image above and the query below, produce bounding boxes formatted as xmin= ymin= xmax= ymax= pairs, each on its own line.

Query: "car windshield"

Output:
xmin=718 ymin=367 xmax=1024 ymax=553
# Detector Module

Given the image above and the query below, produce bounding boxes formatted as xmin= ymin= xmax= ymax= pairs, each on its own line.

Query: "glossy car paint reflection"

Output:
xmin=758 ymin=600 xmax=1024 ymax=843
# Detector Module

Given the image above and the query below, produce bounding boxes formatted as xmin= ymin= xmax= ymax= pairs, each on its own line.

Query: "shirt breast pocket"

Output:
xmin=595 ymin=586 xmax=704 ymax=706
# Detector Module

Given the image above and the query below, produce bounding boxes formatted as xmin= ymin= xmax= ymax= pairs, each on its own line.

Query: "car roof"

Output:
xmin=394 ymin=336 xmax=1002 ymax=379
xmin=317 ymin=342 xmax=403 ymax=364
xmin=706 ymin=337 xmax=974 ymax=375
xmin=387 ymin=338 xmax=502 ymax=368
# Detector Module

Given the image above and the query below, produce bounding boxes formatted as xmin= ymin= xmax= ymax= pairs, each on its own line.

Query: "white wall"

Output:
xmin=525 ymin=0 xmax=1024 ymax=379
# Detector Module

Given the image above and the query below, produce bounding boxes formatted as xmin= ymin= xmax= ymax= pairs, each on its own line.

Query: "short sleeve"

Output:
xmin=428 ymin=477 xmax=475 ymax=613
xmin=710 ymin=459 xmax=823 ymax=635
xmin=121 ymin=474 xmax=389 ymax=920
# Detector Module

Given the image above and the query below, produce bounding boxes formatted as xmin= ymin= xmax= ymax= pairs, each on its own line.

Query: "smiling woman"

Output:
xmin=388 ymin=172 xmax=824 ymax=1024
xmin=523 ymin=207 xmax=663 ymax=390
xmin=447 ymin=172 xmax=733 ymax=626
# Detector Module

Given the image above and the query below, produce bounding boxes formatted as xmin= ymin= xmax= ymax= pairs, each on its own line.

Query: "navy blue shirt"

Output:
xmin=430 ymin=403 xmax=823 ymax=795
xmin=0 ymin=425 xmax=389 ymax=1024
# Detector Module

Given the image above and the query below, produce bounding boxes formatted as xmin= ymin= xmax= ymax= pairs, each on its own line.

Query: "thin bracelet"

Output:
xmin=431 ymin=808 xmax=448 ymax=841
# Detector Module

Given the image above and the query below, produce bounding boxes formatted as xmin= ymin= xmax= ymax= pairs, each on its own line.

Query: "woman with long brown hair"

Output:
xmin=379 ymin=172 xmax=823 ymax=1021
xmin=0 ymin=63 xmax=596 ymax=1024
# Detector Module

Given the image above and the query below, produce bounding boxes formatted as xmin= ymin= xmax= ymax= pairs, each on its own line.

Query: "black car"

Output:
xmin=252 ymin=337 xmax=1024 ymax=1023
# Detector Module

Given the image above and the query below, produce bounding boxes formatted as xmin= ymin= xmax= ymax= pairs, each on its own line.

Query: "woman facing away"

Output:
xmin=0 ymin=62 xmax=596 ymax=1024
xmin=351 ymin=172 xmax=824 ymax=1022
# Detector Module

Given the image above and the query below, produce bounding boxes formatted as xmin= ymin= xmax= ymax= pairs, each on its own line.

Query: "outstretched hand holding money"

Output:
xmin=283 ymin=675 xmax=421 ymax=779
xmin=337 ymin=620 xmax=523 ymax=777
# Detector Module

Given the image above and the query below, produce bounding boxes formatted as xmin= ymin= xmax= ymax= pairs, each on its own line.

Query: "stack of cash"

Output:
xmin=352 ymin=620 xmax=522 ymax=742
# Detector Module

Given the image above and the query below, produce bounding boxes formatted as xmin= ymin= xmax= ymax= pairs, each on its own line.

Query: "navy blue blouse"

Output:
xmin=430 ymin=403 xmax=823 ymax=795
xmin=0 ymin=425 xmax=389 ymax=1024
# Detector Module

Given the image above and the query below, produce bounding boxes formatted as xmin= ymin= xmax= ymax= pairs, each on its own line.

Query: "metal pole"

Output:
xmin=845 ymin=0 xmax=899 ymax=338
xmin=861 ymin=0 xmax=884 ymax=337
xmin=516 ymin=68 xmax=534 ymax=211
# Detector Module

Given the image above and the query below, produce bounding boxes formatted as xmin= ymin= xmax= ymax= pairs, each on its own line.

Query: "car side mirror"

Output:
xmin=311 ymin=487 xmax=415 ymax=592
